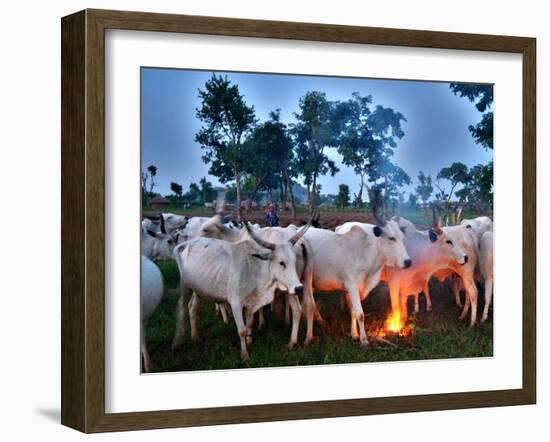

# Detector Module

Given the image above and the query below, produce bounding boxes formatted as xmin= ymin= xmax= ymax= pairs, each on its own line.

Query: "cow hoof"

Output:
xmin=426 ymin=306 xmax=432 ymax=312
xmin=360 ymin=340 xmax=369 ymax=348
xmin=241 ymin=354 xmax=250 ymax=362
xmin=304 ymin=337 xmax=314 ymax=346
xmin=287 ymin=342 xmax=297 ymax=350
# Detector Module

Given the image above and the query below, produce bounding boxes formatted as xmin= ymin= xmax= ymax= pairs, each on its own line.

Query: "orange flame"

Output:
xmin=377 ymin=310 xmax=407 ymax=338
xmin=385 ymin=310 xmax=403 ymax=333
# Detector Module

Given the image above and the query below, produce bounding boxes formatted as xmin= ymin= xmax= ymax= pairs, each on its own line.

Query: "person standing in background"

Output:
xmin=264 ymin=203 xmax=279 ymax=227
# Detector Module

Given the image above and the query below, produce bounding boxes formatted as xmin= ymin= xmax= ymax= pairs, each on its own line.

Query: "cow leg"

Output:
xmin=482 ymin=276 xmax=493 ymax=323
xmin=459 ymin=291 xmax=471 ymax=320
xmin=245 ymin=308 xmax=255 ymax=345
xmin=346 ymin=293 xmax=359 ymax=340
xmin=218 ymin=303 xmax=230 ymax=324
xmin=171 ymin=286 xmax=192 ymax=353
xmin=423 ymin=281 xmax=433 ymax=312
xmin=141 ymin=319 xmax=151 ymax=373
xmin=413 ymin=293 xmax=420 ymax=314
xmin=188 ymin=293 xmax=200 ymax=341
xmin=230 ymin=301 xmax=250 ymax=362
xmin=459 ymin=277 xmax=478 ymax=327
xmin=257 ymin=306 xmax=266 ymax=330
xmin=284 ymin=292 xmax=292 ymax=325
xmin=303 ymin=272 xmax=316 ymax=346
xmin=287 ymin=295 xmax=303 ymax=349
xmin=388 ymin=280 xmax=402 ymax=319
xmin=452 ymin=276 xmax=463 ymax=308
xmin=346 ymin=285 xmax=368 ymax=346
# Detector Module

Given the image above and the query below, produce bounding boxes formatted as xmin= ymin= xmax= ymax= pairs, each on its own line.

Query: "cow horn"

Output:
xmin=289 ymin=211 xmax=315 ymax=245
xmin=432 ymin=205 xmax=443 ymax=234
xmin=239 ymin=209 xmax=276 ymax=250
xmin=456 ymin=206 xmax=463 ymax=224
xmin=372 ymin=207 xmax=387 ymax=227
xmin=159 ymin=213 xmax=167 ymax=234
xmin=143 ymin=214 xmax=160 ymax=222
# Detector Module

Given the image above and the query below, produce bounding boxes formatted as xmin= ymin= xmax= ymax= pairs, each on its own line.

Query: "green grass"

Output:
xmin=146 ymin=260 xmax=493 ymax=372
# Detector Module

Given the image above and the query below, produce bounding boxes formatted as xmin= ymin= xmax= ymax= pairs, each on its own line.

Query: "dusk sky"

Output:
xmin=141 ymin=67 xmax=492 ymax=198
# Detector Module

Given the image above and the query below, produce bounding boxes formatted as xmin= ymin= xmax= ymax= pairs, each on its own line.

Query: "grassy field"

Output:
xmin=145 ymin=259 xmax=493 ymax=373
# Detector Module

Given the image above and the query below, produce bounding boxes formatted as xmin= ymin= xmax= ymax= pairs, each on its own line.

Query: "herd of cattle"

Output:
xmin=140 ymin=209 xmax=493 ymax=372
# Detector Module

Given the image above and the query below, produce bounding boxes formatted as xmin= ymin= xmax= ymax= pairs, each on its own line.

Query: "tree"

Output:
xmin=407 ymin=192 xmax=418 ymax=211
xmin=170 ymin=182 xmax=183 ymax=199
xmin=195 ymin=74 xmax=256 ymax=214
xmin=337 ymin=93 xmax=407 ymax=209
xmin=291 ymin=91 xmax=340 ymax=214
xmin=449 ymin=83 xmax=493 ymax=150
xmin=415 ymin=171 xmax=433 ymax=217
xmin=336 ymin=184 xmax=350 ymax=208
xmin=436 ymin=162 xmax=471 ymax=223
xmin=241 ymin=110 xmax=296 ymax=215
xmin=185 ymin=182 xmax=201 ymax=204
xmin=199 ymin=177 xmax=215 ymax=205
xmin=141 ymin=164 xmax=158 ymax=205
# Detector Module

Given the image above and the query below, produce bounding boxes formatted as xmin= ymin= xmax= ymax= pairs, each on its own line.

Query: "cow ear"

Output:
xmin=429 ymin=229 xmax=438 ymax=243
xmin=373 ymin=225 xmax=383 ymax=237
xmin=146 ymin=229 xmax=157 ymax=238
xmin=251 ymin=251 xmax=271 ymax=261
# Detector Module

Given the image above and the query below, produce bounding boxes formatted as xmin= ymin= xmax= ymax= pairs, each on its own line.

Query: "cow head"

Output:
xmin=429 ymin=217 xmax=469 ymax=265
xmin=143 ymin=228 xmax=177 ymax=261
xmin=198 ymin=215 xmax=244 ymax=242
xmin=241 ymin=210 xmax=312 ymax=295
xmin=372 ymin=219 xmax=412 ymax=269
xmin=391 ymin=215 xmax=416 ymax=237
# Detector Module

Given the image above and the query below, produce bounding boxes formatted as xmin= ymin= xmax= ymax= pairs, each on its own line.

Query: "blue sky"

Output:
xmin=141 ymin=68 xmax=492 ymax=198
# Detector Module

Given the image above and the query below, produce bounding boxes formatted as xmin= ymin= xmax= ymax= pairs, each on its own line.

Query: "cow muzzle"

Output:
xmin=294 ymin=285 xmax=304 ymax=296
xmin=403 ymin=258 xmax=412 ymax=269
xmin=461 ymin=255 xmax=469 ymax=265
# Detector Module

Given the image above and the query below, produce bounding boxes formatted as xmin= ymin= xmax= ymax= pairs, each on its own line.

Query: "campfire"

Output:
xmin=376 ymin=310 xmax=410 ymax=338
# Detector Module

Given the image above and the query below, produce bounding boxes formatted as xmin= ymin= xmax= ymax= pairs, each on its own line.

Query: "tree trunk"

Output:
xmin=356 ymin=173 xmax=365 ymax=208
xmin=247 ymin=176 xmax=264 ymax=212
xmin=310 ymin=173 xmax=318 ymax=216
xmin=235 ymin=167 xmax=242 ymax=219
xmin=284 ymin=169 xmax=296 ymax=220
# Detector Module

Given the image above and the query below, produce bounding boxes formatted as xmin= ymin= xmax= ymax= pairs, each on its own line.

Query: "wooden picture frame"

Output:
xmin=61 ymin=8 xmax=536 ymax=433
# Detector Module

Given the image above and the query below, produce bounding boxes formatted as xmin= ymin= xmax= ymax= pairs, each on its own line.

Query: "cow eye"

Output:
xmin=446 ymin=240 xmax=453 ymax=245
xmin=167 ymin=240 xmax=173 ymax=245
xmin=466 ymin=225 xmax=472 ymax=229
xmin=279 ymin=261 xmax=286 ymax=268
xmin=389 ymin=237 xmax=396 ymax=242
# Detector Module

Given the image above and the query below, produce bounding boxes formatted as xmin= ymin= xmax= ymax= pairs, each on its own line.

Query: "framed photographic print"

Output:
xmin=61 ymin=9 xmax=536 ymax=433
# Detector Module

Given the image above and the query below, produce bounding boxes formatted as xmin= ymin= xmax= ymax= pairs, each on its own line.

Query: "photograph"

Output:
xmin=139 ymin=67 xmax=494 ymax=373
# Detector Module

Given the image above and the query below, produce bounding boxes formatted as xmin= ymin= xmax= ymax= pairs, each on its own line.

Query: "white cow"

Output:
xmin=192 ymin=214 xmax=314 ymax=348
xmin=142 ymin=212 xmax=189 ymax=235
xmin=449 ymin=216 xmax=493 ymax=310
xmin=175 ymin=215 xmax=247 ymax=242
xmin=141 ymin=255 xmax=164 ymax=372
xmin=304 ymin=218 xmax=411 ymax=346
xmin=478 ymin=231 xmax=494 ymax=322
xmin=141 ymin=227 xmax=177 ymax=261
xmin=172 ymin=221 xmax=308 ymax=361
xmin=460 ymin=216 xmax=493 ymax=240
xmin=384 ymin=216 xmax=477 ymax=326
